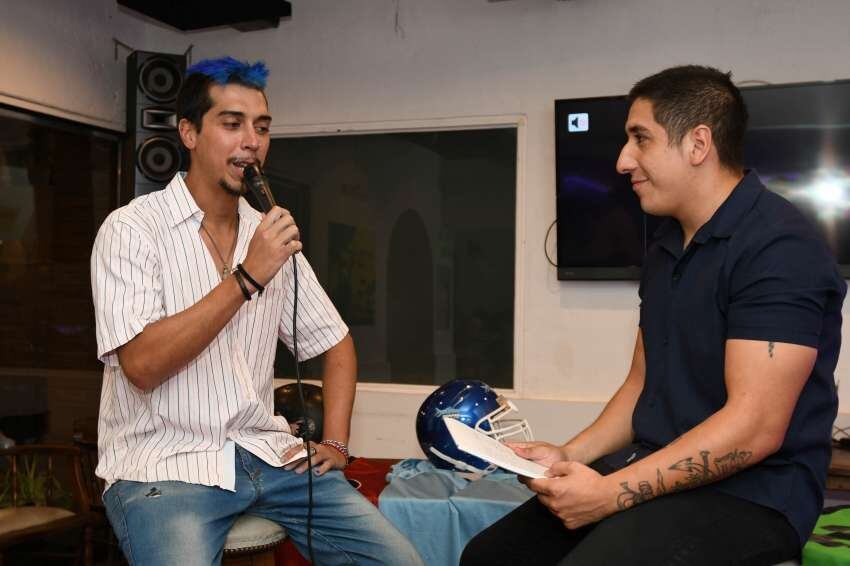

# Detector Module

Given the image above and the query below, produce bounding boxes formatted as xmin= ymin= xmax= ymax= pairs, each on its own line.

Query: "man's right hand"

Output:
xmin=506 ymin=441 xmax=569 ymax=468
xmin=241 ymin=206 xmax=303 ymax=287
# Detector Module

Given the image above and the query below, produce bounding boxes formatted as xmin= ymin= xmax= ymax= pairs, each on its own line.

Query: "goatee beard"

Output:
xmin=218 ymin=179 xmax=244 ymax=197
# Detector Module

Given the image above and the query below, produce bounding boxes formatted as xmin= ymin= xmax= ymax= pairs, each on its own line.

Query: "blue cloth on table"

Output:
xmin=379 ymin=458 xmax=534 ymax=566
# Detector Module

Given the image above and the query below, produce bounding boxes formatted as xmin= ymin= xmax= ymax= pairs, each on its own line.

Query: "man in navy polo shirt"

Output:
xmin=462 ymin=65 xmax=846 ymax=565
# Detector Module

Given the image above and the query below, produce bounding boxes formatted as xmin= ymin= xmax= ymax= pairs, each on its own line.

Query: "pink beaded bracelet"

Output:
xmin=320 ymin=439 xmax=350 ymax=460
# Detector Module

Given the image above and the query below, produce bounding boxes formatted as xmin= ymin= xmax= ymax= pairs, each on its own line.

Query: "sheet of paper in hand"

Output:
xmin=443 ymin=416 xmax=547 ymax=478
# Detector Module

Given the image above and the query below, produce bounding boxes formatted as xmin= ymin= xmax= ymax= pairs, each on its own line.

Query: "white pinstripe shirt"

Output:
xmin=90 ymin=173 xmax=348 ymax=491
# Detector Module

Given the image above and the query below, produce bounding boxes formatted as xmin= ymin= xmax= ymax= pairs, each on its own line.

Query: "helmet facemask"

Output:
xmin=474 ymin=397 xmax=533 ymax=442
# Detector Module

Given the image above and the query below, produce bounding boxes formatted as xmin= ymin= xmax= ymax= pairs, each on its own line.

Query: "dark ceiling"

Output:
xmin=116 ymin=1 xmax=293 ymax=32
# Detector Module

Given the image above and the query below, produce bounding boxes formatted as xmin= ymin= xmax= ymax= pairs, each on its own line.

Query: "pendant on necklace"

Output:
xmin=221 ymin=265 xmax=230 ymax=279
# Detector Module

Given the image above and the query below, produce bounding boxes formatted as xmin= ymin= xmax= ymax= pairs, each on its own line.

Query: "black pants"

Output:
xmin=460 ymin=487 xmax=800 ymax=566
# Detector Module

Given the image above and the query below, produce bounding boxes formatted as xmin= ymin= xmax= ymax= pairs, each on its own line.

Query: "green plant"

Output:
xmin=0 ymin=456 xmax=71 ymax=509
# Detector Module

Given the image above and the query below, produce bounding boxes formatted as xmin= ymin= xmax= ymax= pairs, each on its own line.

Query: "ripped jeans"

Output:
xmin=102 ymin=444 xmax=422 ymax=566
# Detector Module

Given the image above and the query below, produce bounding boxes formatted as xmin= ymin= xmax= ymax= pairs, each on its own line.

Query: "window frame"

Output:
xmin=0 ymin=102 xmax=124 ymax=220
xmin=0 ymin=103 xmax=124 ymax=373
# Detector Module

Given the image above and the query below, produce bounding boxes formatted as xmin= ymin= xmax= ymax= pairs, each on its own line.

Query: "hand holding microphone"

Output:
xmin=240 ymin=164 xmax=302 ymax=289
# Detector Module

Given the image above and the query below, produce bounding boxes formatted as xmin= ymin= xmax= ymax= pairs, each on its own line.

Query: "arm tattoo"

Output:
xmin=768 ymin=341 xmax=775 ymax=358
xmin=617 ymin=468 xmax=666 ymax=510
xmin=615 ymin=449 xmax=752 ymax=511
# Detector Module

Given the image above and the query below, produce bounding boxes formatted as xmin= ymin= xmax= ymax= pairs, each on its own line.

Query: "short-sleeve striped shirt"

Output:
xmin=90 ymin=173 xmax=348 ymax=491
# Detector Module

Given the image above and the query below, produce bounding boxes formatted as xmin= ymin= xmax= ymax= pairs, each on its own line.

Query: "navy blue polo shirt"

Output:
xmin=635 ymin=171 xmax=846 ymax=546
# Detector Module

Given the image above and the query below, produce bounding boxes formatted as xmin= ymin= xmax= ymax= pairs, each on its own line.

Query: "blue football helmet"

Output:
xmin=416 ymin=379 xmax=533 ymax=474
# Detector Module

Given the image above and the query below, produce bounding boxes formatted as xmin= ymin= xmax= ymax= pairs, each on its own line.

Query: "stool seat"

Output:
xmin=224 ymin=515 xmax=287 ymax=554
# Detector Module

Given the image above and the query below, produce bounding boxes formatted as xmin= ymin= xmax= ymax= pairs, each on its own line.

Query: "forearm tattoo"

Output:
xmin=768 ymin=341 xmax=775 ymax=358
xmin=616 ymin=449 xmax=752 ymax=510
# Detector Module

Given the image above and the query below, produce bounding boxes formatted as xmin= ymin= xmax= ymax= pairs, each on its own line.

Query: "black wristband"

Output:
xmin=233 ymin=270 xmax=252 ymax=301
xmin=236 ymin=263 xmax=264 ymax=296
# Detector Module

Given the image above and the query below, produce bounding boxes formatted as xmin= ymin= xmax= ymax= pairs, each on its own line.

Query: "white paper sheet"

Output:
xmin=443 ymin=416 xmax=548 ymax=478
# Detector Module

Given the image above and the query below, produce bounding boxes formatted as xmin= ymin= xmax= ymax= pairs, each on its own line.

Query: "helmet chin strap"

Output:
xmin=430 ymin=447 xmax=497 ymax=476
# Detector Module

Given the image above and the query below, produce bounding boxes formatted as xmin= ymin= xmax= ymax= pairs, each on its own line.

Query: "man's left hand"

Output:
xmin=282 ymin=441 xmax=347 ymax=475
xmin=526 ymin=461 xmax=617 ymax=529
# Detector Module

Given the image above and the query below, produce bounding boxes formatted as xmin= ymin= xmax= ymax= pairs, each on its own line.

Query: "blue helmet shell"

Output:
xmin=416 ymin=379 xmax=504 ymax=473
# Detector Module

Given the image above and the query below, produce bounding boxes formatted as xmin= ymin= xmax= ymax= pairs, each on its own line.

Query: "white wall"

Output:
xmin=5 ymin=0 xmax=850 ymax=458
xmin=0 ymin=0 xmax=188 ymax=130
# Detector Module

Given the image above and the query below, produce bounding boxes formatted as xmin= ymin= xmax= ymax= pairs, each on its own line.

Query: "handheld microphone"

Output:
xmin=242 ymin=164 xmax=277 ymax=213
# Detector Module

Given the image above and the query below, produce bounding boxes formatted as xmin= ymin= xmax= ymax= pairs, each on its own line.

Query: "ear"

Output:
xmin=687 ymin=124 xmax=712 ymax=166
xmin=178 ymin=118 xmax=198 ymax=150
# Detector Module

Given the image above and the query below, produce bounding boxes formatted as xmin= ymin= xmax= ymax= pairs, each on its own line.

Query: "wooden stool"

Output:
xmin=223 ymin=515 xmax=287 ymax=566
xmin=827 ymin=445 xmax=850 ymax=490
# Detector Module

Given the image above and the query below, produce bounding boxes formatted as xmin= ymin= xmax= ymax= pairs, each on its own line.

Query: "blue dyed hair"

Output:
xmin=177 ymin=56 xmax=270 ymax=132
xmin=186 ymin=57 xmax=269 ymax=89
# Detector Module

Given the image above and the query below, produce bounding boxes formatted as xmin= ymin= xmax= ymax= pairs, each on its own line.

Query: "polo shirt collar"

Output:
xmin=693 ymin=170 xmax=764 ymax=242
xmin=652 ymin=170 xmax=764 ymax=256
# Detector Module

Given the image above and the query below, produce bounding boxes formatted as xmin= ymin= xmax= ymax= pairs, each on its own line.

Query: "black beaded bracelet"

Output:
xmin=233 ymin=270 xmax=252 ymax=301
xmin=236 ymin=263 xmax=264 ymax=296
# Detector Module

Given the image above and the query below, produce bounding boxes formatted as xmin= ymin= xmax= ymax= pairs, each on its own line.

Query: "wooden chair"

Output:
xmin=73 ymin=417 xmax=121 ymax=565
xmin=0 ymin=444 xmax=93 ymax=565
xmin=71 ymin=418 xmax=102 ymax=511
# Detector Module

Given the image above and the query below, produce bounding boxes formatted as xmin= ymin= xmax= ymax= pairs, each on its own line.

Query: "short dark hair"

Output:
xmin=628 ymin=65 xmax=748 ymax=171
xmin=176 ymin=57 xmax=269 ymax=134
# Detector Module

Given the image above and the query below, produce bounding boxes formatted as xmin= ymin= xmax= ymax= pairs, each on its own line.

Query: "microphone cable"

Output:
xmin=243 ymin=164 xmax=316 ymax=563
xmin=290 ymin=254 xmax=319 ymax=565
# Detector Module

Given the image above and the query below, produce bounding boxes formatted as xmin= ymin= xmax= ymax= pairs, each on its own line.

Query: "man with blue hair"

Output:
xmin=91 ymin=56 xmax=422 ymax=565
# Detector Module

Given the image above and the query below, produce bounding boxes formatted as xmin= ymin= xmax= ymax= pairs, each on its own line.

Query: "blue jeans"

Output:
xmin=103 ymin=445 xmax=423 ymax=565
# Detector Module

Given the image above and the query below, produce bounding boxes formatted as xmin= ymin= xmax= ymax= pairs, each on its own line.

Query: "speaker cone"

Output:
xmin=138 ymin=56 xmax=183 ymax=103
xmin=137 ymin=136 xmax=182 ymax=183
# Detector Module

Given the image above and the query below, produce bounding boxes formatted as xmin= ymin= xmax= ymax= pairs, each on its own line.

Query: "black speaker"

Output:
xmin=125 ymin=51 xmax=186 ymax=200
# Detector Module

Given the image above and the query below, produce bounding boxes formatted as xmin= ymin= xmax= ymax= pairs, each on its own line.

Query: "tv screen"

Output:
xmin=555 ymin=79 xmax=850 ymax=280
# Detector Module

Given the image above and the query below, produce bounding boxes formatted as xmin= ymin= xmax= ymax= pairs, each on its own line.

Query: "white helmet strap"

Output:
xmin=429 ymin=447 xmax=497 ymax=475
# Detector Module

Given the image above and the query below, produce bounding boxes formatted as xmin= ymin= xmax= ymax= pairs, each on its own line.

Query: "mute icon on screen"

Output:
xmin=568 ymin=113 xmax=589 ymax=133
